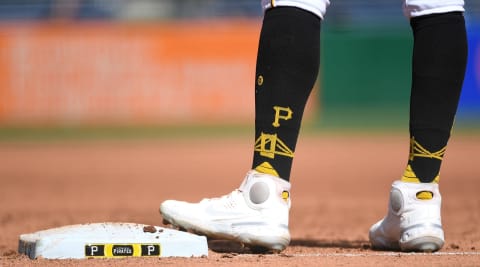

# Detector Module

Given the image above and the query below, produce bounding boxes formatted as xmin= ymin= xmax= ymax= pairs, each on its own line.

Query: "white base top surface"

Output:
xmin=18 ymin=222 xmax=208 ymax=259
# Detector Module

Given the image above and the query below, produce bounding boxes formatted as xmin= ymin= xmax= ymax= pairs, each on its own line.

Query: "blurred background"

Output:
xmin=0 ymin=0 xmax=478 ymax=139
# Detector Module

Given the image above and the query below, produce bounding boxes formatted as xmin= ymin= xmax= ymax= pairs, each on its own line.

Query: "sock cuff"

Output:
xmin=410 ymin=11 xmax=465 ymax=29
xmin=265 ymin=6 xmax=321 ymax=25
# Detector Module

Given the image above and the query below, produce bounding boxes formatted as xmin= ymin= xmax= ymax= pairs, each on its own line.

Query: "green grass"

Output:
xmin=0 ymin=112 xmax=477 ymax=142
xmin=0 ymin=124 xmax=254 ymax=142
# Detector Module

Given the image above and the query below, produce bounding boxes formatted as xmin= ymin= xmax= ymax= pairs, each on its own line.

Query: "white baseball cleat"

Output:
xmin=369 ymin=180 xmax=444 ymax=252
xmin=159 ymin=170 xmax=291 ymax=251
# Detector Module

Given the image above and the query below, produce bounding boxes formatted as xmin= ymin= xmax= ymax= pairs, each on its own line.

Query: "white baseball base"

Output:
xmin=18 ymin=222 xmax=208 ymax=259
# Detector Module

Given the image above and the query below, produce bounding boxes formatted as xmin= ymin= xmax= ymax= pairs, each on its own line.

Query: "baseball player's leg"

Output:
xmin=252 ymin=3 xmax=324 ymax=180
xmin=370 ymin=0 xmax=467 ymax=252
xmin=160 ymin=1 xmax=327 ymax=251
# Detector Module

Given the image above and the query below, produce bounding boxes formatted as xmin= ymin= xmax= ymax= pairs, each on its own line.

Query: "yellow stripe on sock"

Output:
xmin=401 ymin=164 xmax=421 ymax=183
xmin=255 ymin=162 xmax=279 ymax=177
xmin=409 ymin=137 xmax=446 ymax=161
xmin=401 ymin=164 xmax=439 ymax=184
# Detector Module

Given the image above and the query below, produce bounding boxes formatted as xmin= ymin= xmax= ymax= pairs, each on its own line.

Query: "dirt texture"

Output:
xmin=1 ymin=133 xmax=479 ymax=266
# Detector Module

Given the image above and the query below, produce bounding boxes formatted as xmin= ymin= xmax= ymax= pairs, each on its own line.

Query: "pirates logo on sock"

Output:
xmin=272 ymin=106 xmax=293 ymax=127
xmin=254 ymin=132 xmax=294 ymax=159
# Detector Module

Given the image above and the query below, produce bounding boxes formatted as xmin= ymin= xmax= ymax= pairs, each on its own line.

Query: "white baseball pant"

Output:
xmin=261 ymin=0 xmax=465 ymax=19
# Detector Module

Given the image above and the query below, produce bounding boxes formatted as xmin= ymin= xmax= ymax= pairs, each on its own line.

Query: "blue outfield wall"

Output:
xmin=458 ymin=22 xmax=480 ymax=124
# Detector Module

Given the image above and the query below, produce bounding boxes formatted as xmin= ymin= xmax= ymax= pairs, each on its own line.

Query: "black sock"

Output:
xmin=252 ymin=7 xmax=321 ymax=181
xmin=407 ymin=12 xmax=467 ymax=183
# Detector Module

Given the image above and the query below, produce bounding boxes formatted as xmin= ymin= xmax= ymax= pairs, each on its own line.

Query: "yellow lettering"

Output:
xmin=272 ymin=106 xmax=293 ymax=127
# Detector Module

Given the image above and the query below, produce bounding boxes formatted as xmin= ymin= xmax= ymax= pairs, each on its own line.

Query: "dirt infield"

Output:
xmin=1 ymin=133 xmax=479 ymax=266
